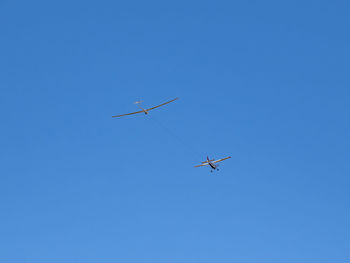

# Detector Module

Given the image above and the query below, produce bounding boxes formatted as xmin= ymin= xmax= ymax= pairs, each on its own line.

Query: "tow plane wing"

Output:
xmin=194 ymin=156 xmax=231 ymax=168
xmin=212 ymin=156 xmax=231 ymax=164
xmin=202 ymin=159 xmax=214 ymax=164
xmin=194 ymin=163 xmax=210 ymax=168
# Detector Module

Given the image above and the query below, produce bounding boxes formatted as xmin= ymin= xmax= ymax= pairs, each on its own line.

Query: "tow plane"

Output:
xmin=194 ymin=156 xmax=231 ymax=172
xmin=112 ymin=98 xmax=178 ymax=118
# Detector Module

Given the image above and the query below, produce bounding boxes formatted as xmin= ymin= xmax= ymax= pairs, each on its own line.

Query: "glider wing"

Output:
xmin=112 ymin=110 xmax=144 ymax=118
xmin=146 ymin=98 xmax=179 ymax=111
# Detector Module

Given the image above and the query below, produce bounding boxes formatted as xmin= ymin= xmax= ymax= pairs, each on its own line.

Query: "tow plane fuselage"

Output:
xmin=207 ymin=157 xmax=218 ymax=171
xmin=194 ymin=156 xmax=231 ymax=172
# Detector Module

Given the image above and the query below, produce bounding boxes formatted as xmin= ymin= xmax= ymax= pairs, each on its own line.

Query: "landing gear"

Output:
xmin=210 ymin=170 xmax=213 ymax=173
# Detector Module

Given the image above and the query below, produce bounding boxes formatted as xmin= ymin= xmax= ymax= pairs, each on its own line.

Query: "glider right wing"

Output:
xmin=146 ymin=98 xmax=179 ymax=111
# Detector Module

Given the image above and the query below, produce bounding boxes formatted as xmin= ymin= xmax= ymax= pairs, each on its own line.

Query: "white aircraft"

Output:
xmin=112 ymin=98 xmax=178 ymax=118
xmin=194 ymin=156 xmax=231 ymax=172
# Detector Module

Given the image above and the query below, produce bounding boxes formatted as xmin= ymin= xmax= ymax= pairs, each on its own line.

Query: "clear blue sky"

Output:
xmin=1 ymin=0 xmax=349 ymax=262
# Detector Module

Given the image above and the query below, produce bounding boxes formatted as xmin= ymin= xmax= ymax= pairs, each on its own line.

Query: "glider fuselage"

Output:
xmin=137 ymin=105 xmax=149 ymax=115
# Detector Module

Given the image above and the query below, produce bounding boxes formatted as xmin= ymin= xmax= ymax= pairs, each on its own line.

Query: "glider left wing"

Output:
xmin=112 ymin=110 xmax=144 ymax=118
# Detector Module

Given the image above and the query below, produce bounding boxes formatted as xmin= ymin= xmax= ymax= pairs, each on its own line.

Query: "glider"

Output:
xmin=194 ymin=156 xmax=231 ymax=172
xmin=112 ymin=98 xmax=178 ymax=118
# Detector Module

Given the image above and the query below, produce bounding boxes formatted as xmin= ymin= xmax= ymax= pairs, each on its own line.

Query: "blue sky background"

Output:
xmin=1 ymin=0 xmax=349 ymax=262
